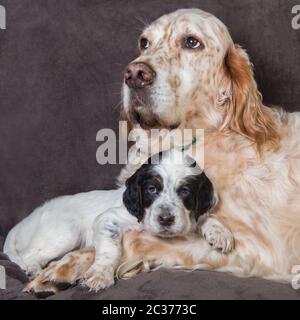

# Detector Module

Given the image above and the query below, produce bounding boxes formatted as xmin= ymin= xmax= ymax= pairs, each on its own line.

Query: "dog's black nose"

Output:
xmin=124 ymin=62 xmax=156 ymax=89
xmin=158 ymin=212 xmax=175 ymax=227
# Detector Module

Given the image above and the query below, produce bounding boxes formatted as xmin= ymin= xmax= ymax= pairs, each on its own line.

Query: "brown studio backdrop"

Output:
xmin=0 ymin=0 xmax=299 ymax=239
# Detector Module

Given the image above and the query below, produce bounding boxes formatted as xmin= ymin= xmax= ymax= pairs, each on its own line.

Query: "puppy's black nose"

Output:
xmin=124 ymin=62 xmax=156 ymax=89
xmin=158 ymin=212 xmax=175 ymax=227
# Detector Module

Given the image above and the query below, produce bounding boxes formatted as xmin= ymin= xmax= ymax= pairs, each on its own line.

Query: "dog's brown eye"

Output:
xmin=184 ymin=36 xmax=204 ymax=49
xmin=140 ymin=38 xmax=150 ymax=50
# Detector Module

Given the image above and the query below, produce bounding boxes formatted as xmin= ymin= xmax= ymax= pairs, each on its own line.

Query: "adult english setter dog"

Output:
xmin=18 ymin=8 xmax=300 ymax=292
xmin=119 ymin=8 xmax=300 ymax=283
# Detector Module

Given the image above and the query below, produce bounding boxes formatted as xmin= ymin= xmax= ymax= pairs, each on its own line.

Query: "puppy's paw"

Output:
xmin=81 ymin=265 xmax=115 ymax=292
xmin=25 ymin=264 xmax=42 ymax=279
xmin=201 ymin=218 xmax=234 ymax=254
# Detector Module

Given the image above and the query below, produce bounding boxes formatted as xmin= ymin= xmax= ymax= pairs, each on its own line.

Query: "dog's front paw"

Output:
xmin=23 ymin=259 xmax=75 ymax=297
xmin=201 ymin=218 xmax=234 ymax=254
xmin=81 ymin=264 xmax=115 ymax=292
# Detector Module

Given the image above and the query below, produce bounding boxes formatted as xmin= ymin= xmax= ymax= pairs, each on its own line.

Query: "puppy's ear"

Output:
xmin=194 ymin=173 xmax=215 ymax=221
xmin=123 ymin=171 xmax=144 ymax=222
xmin=219 ymin=44 xmax=280 ymax=153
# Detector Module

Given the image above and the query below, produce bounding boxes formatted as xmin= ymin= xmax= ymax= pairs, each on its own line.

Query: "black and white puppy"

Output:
xmin=123 ymin=151 xmax=215 ymax=238
xmin=4 ymin=149 xmax=233 ymax=291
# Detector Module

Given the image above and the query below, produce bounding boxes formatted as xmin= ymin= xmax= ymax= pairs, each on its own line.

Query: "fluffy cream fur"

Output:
xmin=118 ymin=8 xmax=300 ymax=283
xmin=21 ymin=8 xmax=300 ymax=289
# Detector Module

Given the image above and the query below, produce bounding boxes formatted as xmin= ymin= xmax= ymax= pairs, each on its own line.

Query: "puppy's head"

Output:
xmin=123 ymin=149 xmax=216 ymax=237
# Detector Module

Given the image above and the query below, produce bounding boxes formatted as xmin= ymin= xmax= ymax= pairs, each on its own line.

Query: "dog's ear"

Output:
xmin=194 ymin=173 xmax=215 ymax=221
xmin=123 ymin=171 xmax=144 ymax=222
xmin=219 ymin=44 xmax=280 ymax=153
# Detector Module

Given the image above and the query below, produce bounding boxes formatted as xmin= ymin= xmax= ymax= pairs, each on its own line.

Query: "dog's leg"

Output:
xmin=200 ymin=217 xmax=234 ymax=253
xmin=81 ymin=208 xmax=138 ymax=291
xmin=13 ymin=223 xmax=83 ymax=279
xmin=21 ymin=244 xmax=81 ymax=279
xmin=118 ymin=230 xmax=231 ymax=278
xmin=23 ymin=247 xmax=95 ymax=297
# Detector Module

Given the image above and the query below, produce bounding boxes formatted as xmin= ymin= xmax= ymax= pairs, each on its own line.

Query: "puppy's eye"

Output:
xmin=147 ymin=185 xmax=157 ymax=194
xmin=140 ymin=38 xmax=150 ymax=50
xmin=180 ymin=186 xmax=191 ymax=196
xmin=184 ymin=36 xmax=204 ymax=49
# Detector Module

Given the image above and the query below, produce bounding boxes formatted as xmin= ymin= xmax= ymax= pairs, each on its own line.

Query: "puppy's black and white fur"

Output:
xmin=4 ymin=149 xmax=233 ymax=291
xmin=123 ymin=151 xmax=215 ymax=238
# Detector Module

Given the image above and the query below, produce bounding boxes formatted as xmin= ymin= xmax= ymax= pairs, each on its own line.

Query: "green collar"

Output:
xmin=180 ymin=137 xmax=197 ymax=152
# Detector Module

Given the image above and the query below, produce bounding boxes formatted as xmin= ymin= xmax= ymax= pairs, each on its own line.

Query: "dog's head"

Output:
xmin=122 ymin=8 xmax=279 ymax=151
xmin=123 ymin=149 xmax=216 ymax=237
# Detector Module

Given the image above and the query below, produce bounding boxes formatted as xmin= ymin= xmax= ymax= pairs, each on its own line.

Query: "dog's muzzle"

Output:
xmin=124 ymin=62 xmax=156 ymax=89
